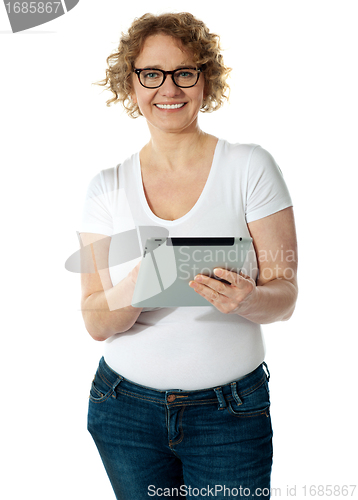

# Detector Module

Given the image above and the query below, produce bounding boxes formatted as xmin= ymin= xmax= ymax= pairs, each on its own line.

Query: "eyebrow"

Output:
xmin=141 ymin=64 xmax=197 ymax=70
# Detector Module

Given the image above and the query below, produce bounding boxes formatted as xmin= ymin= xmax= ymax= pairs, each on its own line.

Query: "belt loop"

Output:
xmin=262 ymin=362 xmax=270 ymax=381
xmin=213 ymin=387 xmax=227 ymax=410
xmin=230 ymin=382 xmax=242 ymax=405
xmin=111 ymin=376 xmax=123 ymax=399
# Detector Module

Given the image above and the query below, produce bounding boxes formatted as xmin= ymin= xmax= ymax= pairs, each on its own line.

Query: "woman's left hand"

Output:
xmin=189 ymin=268 xmax=257 ymax=314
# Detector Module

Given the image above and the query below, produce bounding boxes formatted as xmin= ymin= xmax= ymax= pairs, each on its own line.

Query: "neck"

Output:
xmin=142 ymin=122 xmax=215 ymax=173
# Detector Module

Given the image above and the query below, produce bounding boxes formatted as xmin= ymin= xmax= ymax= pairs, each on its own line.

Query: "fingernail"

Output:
xmin=214 ymin=268 xmax=223 ymax=276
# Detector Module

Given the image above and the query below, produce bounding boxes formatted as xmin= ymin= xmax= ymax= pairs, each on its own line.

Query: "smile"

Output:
xmin=155 ymin=103 xmax=186 ymax=109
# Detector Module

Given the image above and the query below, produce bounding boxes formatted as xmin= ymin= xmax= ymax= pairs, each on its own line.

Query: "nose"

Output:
xmin=159 ymin=75 xmax=183 ymax=97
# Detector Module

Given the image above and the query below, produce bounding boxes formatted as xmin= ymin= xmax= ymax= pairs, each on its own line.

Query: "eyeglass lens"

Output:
xmin=139 ymin=69 xmax=199 ymax=88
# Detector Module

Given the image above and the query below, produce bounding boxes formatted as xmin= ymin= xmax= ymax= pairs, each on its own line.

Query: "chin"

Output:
xmin=148 ymin=114 xmax=199 ymax=135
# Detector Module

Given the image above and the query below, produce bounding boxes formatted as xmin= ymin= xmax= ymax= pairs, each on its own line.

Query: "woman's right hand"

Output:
xmin=80 ymin=233 xmax=143 ymax=341
xmin=127 ymin=260 xmax=142 ymax=285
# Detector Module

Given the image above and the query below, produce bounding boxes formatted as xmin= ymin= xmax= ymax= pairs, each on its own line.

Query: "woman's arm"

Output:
xmin=236 ymin=206 xmax=298 ymax=323
xmin=189 ymin=207 xmax=298 ymax=323
xmin=80 ymin=233 xmax=143 ymax=341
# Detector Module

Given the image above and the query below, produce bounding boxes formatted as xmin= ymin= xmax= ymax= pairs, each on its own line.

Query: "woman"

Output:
xmin=80 ymin=12 xmax=298 ymax=500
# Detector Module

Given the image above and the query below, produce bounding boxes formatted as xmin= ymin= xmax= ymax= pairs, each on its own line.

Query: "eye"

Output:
xmin=177 ymin=70 xmax=195 ymax=78
xmin=143 ymin=71 xmax=161 ymax=79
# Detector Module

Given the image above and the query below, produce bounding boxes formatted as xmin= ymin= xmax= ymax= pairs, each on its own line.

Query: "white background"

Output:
xmin=1 ymin=0 xmax=357 ymax=498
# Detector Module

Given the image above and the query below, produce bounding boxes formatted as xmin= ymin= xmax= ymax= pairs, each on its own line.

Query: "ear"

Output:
xmin=130 ymin=91 xmax=137 ymax=104
xmin=129 ymin=74 xmax=137 ymax=104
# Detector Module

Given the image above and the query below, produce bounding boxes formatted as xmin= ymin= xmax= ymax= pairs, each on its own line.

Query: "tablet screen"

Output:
xmin=166 ymin=237 xmax=239 ymax=246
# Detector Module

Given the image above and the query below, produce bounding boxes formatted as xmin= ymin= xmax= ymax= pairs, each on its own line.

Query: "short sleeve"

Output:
xmin=245 ymin=146 xmax=293 ymax=223
xmin=78 ymin=169 xmax=115 ymax=236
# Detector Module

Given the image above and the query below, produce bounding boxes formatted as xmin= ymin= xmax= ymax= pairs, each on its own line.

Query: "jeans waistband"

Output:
xmin=96 ymin=356 xmax=270 ymax=409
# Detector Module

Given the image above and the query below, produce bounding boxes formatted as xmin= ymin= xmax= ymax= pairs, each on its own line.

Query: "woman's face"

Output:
xmin=131 ymin=34 xmax=205 ymax=136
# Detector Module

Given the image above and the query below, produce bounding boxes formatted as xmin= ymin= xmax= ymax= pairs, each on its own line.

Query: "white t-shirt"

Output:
xmin=79 ymin=139 xmax=293 ymax=390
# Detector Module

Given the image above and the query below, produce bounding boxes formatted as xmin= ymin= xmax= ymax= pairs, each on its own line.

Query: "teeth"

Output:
xmin=156 ymin=103 xmax=185 ymax=109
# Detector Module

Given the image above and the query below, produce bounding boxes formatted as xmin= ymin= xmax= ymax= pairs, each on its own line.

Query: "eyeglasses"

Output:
xmin=133 ymin=67 xmax=202 ymax=89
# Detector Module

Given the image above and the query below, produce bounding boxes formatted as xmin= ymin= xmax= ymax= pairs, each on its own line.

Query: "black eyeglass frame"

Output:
xmin=133 ymin=67 xmax=202 ymax=89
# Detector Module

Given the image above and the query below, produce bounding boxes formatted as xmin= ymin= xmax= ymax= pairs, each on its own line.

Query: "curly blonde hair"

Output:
xmin=94 ymin=12 xmax=231 ymax=118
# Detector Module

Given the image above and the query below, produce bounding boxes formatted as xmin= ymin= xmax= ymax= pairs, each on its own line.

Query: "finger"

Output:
xmin=191 ymin=275 xmax=233 ymax=302
xmin=213 ymin=268 xmax=244 ymax=285
xmin=215 ymin=268 xmax=254 ymax=286
xmin=189 ymin=280 xmax=222 ymax=302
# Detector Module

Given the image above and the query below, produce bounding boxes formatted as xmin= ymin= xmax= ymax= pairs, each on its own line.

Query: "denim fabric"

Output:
xmin=87 ymin=357 xmax=273 ymax=499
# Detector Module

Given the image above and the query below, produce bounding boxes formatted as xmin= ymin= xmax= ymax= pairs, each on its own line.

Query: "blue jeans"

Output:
xmin=87 ymin=357 xmax=273 ymax=499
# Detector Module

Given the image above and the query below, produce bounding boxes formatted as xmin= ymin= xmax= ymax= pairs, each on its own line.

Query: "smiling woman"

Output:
xmin=81 ymin=11 xmax=298 ymax=500
xmin=129 ymin=34 xmax=207 ymax=136
xmin=94 ymin=12 xmax=231 ymax=117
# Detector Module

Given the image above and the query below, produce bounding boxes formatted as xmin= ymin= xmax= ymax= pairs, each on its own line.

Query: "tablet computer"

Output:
xmin=131 ymin=236 xmax=253 ymax=307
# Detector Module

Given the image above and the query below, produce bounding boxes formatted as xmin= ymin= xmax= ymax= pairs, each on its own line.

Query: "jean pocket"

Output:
xmin=89 ymin=371 xmax=116 ymax=404
xmin=227 ymin=379 xmax=270 ymax=418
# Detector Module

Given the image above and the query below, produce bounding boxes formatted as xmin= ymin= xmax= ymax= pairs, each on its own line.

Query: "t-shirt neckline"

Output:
xmin=135 ymin=138 xmax=223 ymax=225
